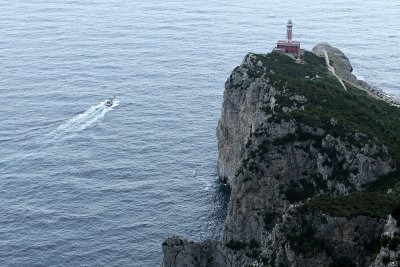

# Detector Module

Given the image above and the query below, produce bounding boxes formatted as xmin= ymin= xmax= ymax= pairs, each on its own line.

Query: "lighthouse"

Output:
xmin=286 ymin=19 xmax=293 ymax=42
xmin=273 ymin=20 xmax=302 ymax=58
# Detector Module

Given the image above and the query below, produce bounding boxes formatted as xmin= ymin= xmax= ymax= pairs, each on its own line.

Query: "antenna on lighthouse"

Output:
xmin=286 ymin=19 xmax=293 ymax=42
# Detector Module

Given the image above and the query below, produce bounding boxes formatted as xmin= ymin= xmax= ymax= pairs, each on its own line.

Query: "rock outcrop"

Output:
xmin=312 ymin=43 xmax=372 ymax=91
xmin=161 ymin=236 xmax=219 ymax=267
xmin=162 ymin=45 xmax=400 ymax=267
xmin=371 ymin=215 xmax=400 ymax=267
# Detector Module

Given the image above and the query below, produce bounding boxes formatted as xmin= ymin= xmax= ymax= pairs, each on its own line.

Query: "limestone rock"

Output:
xmin=371 ymin=216 xmax=400 ymax=267
xmin=162 ymin=45 xmax=398 ymax=267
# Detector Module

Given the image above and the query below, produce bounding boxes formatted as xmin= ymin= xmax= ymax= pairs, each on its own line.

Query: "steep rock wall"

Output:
xmin=162 ymin=45 xmax=398 ymax=267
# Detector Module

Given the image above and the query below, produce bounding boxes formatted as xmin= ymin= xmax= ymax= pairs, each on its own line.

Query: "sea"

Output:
xmin=0 ymin=0 xmax=399 ymax=266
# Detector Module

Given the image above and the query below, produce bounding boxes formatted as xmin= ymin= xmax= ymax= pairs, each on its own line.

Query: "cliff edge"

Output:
xmin=162 ymin=44 xmax=400 ymax=267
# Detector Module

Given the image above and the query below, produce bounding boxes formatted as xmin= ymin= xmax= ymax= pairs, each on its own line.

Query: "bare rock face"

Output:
xmin=217 ymin=53 xmax=273 ymax=185
xmin=161 ymin=236 xmax=218 ymax=267
xmin=263 ymin=210 xmax=386 ymax=267
xmin=161 ymin=236 xmax=254 ymax=267
xmin=161 ymin=46 xmax=399 ymax=267
xmin=217 ymin=51 xmax=392 ymax=188
xmin=371 ymin=215 xmax=400 ymax=267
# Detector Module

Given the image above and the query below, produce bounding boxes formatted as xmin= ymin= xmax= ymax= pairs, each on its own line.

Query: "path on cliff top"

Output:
xmin=323 ymin=50 xmax=347 ymax=91
xmin=322 ymin=49 xmax=391 ymax=102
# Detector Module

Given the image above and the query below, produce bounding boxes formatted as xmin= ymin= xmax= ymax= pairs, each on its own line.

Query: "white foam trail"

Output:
xmin=4 ymin=100 xmax=120 ymax=172
xmin=50 ymin=99 xmax=119 ymax=137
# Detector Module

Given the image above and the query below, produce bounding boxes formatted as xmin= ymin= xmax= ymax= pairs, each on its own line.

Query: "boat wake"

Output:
xmin=2 ymin=99 xmax=120 ymax=174
xmin=50 ymin=99 xmax=119 ymax=137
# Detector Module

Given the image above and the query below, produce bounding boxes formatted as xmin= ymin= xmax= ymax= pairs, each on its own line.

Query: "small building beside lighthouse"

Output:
xmin=273 ymin=20 xmax=302 ymax=58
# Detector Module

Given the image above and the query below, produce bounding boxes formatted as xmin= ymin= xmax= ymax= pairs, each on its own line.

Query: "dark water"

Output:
xmin=0 ymin=0 xmax=399 ymax=266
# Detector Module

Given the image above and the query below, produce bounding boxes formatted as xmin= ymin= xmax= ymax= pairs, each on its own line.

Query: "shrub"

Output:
xmin=388 ymin=237 xmax=399 ymax=250
xmin=245 ymin=249 xmax=261 ymax=259
xmin=248 ymin=239 xmax=259 ymax=249
xmin=381 ymin=235 xmax=390 ymax=247
xmin=226 ymin=240 xmax=247 ymax=250
xmin=392 ymin=205 xmax=400 ymax=222
xmin=382 ymin=255 xmax=390 ymax=265
xmin=251 ymin=51 xmax=400 ymax=192
xmin=302 ymin=192 xmax=400 ymax=219
xmin=286 ymin=216 xmax=326 ymax=254
xmin=282 ymin=179 xmax=318 ymax=203
xmin=264 ymin=212 xmax=278 ymax=230
xmin=329 ymin=257 xmax=356 ymax=267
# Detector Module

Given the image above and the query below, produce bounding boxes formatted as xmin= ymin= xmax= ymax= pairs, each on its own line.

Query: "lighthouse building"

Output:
xmin=273 ymin=20 xmax=302 ymax=58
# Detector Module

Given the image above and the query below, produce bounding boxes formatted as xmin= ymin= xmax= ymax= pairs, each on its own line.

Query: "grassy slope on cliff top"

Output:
xmin=252 ymin=51 xmax=400 ymax=218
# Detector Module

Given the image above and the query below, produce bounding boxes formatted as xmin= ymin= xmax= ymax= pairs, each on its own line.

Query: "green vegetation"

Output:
xmin=303 ymin=192 xmax=400 ymax=219
xmin=255 ymin=51 xmax=327 ymax=81
xmin=225 ymin=240 xmax=247 ymax=250
xmin=248 ymin=239 xmax=259 ymax=249
xmin=281 ymin=179 xmax=323 ymax=203
xmin=388 ymin=237 xmax=399 ymax=250
xmin=240 ymin=51 xmax=400 ymax=219
xmin=286 ymin=209 xmax=383 ymax=259
xmin=245 ymin=249 xmax=261 ymax=259
xmin=257 ymin=52 xmax=400 ymax=153
xmin=253 ymin=51 xmax=400 ymax=172
xmin=226 ymin=239 xmax=263 ymax=260
xmin=286 ymin=215 xmax=326 ymax=255
xmin=381 ymin=235 xmax=390 ymax=247
xmin=392 ymin=206 xmax=400 ymax=222
xmin=245 ymin=239 xmax=261 ymax=259
xmin=382 ymin=255 xmax=390 ymax=265
xmin=329 ymin=257 xmax=356 ymax=267
xmin=263 ymin=212 xmax=278 ymax=230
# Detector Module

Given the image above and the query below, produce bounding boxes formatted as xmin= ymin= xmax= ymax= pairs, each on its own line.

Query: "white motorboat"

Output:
xmin=105 ymin=97 xmax=115 ymax=107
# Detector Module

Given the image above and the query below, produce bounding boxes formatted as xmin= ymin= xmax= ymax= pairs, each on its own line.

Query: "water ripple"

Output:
xmin=0 ymin=0 xmax=399 ymax=266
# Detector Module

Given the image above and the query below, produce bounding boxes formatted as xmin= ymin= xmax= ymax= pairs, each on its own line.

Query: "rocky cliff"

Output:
xmin=162 ymin=44 xmax=400 ymax=267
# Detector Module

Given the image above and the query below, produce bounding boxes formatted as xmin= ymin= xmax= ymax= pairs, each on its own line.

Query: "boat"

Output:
xmin=105 ymin=97 xmax=115 ymax=107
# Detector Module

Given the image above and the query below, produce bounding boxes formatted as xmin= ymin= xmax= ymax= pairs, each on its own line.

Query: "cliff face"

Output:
xmin=264 ymin=211 xmax=385 ymax=267
xmin=162 ymin=45 xmax=400 ymax=267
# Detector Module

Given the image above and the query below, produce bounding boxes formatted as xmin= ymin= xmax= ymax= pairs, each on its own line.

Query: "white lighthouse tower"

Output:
xmin=286 ymin=19 xmax=293 ymax=42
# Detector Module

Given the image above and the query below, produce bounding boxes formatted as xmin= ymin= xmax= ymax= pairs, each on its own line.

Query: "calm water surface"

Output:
xmin=0 ymin=0 xmax=399 ymax=266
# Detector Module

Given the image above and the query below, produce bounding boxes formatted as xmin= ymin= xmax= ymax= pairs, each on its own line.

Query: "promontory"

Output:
xmin=162 ymin=43 xmax=400 ymax=267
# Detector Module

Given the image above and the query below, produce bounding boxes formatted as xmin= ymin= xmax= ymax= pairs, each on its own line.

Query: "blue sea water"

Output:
xmin=0 ymin=0 xmax=399 ymax=266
